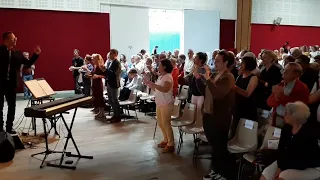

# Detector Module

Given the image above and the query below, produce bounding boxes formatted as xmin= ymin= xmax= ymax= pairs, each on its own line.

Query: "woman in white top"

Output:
xmin=145 ymin=59 xmax=175 ymax=153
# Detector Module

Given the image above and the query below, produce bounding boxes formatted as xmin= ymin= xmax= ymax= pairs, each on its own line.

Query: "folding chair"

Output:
xmin=119 ymin=90 xmax=138 ymax=121
xmin=171 ymin=103 xmax=197 ymax=154
xmin=241 ymin=125 xmax=281 ymax=179
xmin=228 ymin=118 xmax=258 ymax=180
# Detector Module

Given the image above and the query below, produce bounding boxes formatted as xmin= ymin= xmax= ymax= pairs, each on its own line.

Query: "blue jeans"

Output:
xmin=23 ymin=75 xmax=33 ymax=98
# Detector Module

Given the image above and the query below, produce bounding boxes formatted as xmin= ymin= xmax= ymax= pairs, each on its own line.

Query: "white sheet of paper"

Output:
xmin=244 ymin=120 xmax=254 ymax=130
xmin=261 ymin=110 xmax=270 ymax=118
xmin=273 ymin=128 xmax=281 ymax=138
xmin=189 ymin=104 xmax=195 ymax=110
xmin=268 ymin=140 xmax=279 ymax=150
xmin=174 ymin=100 xmax=179 ymax=106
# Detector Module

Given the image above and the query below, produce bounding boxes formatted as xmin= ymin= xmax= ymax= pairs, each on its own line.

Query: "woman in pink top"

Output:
xmin=145 ymin=59 xmax=175 ymax=153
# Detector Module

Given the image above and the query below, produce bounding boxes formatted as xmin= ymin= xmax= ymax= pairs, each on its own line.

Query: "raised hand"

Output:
xmin=34 ymin=46 xmax=41 ymax=55
xmin=200 ymin=65 xmax=211 ymax=80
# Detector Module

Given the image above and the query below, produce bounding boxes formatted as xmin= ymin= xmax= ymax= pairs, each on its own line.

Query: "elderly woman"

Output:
xmin=260 ymin=101 xmax=320 ymax=180
xmin=257 ymin=50 xmax=283 ymax=110
xmin=145 ymin=59 xmax=175 ymax=153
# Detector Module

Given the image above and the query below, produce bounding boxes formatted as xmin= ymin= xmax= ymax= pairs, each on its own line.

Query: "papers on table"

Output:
xmin=244 ymin=120 xmax=254 ymax=130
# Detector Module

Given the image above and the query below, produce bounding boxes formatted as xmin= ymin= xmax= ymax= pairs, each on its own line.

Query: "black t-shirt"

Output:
xmin=72 ymin=57 xmax=84 ymax=77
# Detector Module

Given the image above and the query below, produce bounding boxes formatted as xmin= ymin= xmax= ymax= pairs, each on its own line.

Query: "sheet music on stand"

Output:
xmin=24 ymin=78 xmax=56 ymax=99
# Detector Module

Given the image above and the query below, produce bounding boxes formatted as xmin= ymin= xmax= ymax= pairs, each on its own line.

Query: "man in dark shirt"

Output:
xmin=103 ymin=49 xmax=121 ymax=123
xmin=295 ymin=55 xmax=319 ymax=92
xmin=0 ymin=31 xmax=41 ymax=133
xmin=69 ymin=49 xmax=84 ymax=94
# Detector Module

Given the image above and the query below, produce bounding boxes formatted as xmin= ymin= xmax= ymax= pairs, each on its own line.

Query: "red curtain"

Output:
xmin=0 ymin=9 xmax=110 ymax=92
xmin=251 ymin=24 xmax=320 ymax=55
xmin=220 ymin=20 xmax=236 ymax=51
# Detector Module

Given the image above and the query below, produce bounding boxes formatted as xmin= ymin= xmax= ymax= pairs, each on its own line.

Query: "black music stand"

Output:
xmin=24 ymin=78 xmax=58 ymax=136
xmin=26 ymin=80 xmax=93 ymax=169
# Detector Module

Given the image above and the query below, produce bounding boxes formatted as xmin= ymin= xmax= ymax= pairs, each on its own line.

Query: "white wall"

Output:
xmin=109 ymin=5 xmax=149 ymax=58
xmin=252 ymin=0 xmax=320 ymax=26
xmin=184 ymin=10 xmax=220 ymax=54
xmin=0 ymin=0 xmax=237 ymax=19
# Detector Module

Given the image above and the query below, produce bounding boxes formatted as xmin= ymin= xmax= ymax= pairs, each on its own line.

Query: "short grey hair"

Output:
xmin=285 ymin=101 xmax=310 ymax=125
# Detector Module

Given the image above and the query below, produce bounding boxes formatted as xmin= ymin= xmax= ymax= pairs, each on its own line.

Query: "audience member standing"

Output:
xmin=187 ymin=52 xmax=207 ymax=128
xmin=295 ymin=55 xmax=319 ymax=92
xmin=80 ymin=55 xmax=94 ymax=96
xmin=145 ymin=59 xmax=175 ymax=153
xmin=184 ymin=49 xmax=194 ymax=77
xmin=202 ymin=50 xmax=236 ymax=180
xmin=104 ymin=49 xmax=121 ymax=123
xmin=0 ymin=31 xmax=41 ymax=133
xmin=20 ymin=52 xmax=35 ymax=99
xmin=120 ymin=54 xmax=129 ymax=85
xmin=257 ymin=50 xmax=282 ymax=110
xmin=91 ymin=54 xmax=105 ymax=118
xmin=70 ymin=49 xmax=84 ymax=94
xmin=208 ymin=49 xmax=219 ymax=72
xmin=170 ymin=58 xmax=179 ymax=97
xmin=231 ymin=56 xmax=258 ymax=138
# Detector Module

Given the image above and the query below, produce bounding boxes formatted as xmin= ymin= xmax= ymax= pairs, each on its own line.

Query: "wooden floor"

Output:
xmin=0 ymin=100 xmax=210 ymax=180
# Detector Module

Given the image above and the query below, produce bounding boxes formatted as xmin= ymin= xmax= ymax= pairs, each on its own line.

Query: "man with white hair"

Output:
xmin=132 ymin=55 xmax=144 ymax=75
xmin=267 ymin=62 xmax=309 ymax=127
xmin=184 ymin=49 xmax=194 ymax=77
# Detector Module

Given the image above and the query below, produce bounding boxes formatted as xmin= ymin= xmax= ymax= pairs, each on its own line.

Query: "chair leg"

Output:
xmin=153 ymin=121 xmax=157 ymax=139
xmin=238 ymin=157 xmax=243 ymax=180
xmin=177 ymin=127 xmax=184 ymax=154
xmin=134 ymin=105 xmax=138 ymax=121
xmin=193 ymin=136 xmax=200 ymax=163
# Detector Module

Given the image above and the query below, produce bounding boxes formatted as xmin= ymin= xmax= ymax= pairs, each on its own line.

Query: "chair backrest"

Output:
xmin=180 ymin=103 xmax=197 ymax=124
xmin=128 ymin=90 xmax=137 ymax=102
xmin=171 ymin=99 xmax=181 ymax=117
xmin=179 ymin=85 xmax=189 ymax=97
xmin=234 ymin=118 xmax=259 ymax=150
xmin=260 ymin=125 xmax=281 ymax=149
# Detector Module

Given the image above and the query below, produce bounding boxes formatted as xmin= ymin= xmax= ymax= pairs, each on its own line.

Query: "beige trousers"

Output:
xmin=156 ymin=104 xmax=174 ymax=146
xmin=262 ymin=161 xmax=320 ymax=180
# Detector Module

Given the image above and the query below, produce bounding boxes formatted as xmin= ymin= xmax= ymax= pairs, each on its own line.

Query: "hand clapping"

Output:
xmin=34 ymin=46 xmax=41 ymax=55
xmin=200 ymin=65 xmax=211 ymax=80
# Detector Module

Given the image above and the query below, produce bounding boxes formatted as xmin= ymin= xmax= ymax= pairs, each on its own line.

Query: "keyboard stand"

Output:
xmin=31 ymin=107 xmax=93 ymax=169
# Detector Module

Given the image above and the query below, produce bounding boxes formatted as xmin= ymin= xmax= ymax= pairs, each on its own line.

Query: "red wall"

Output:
xmin=220 ymin=20 xmax=236 ymax=51
xmin=0 ymin=9 xmax=110 ymax=92
xmin=251 ymin=23 xmax=320 ymax=55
